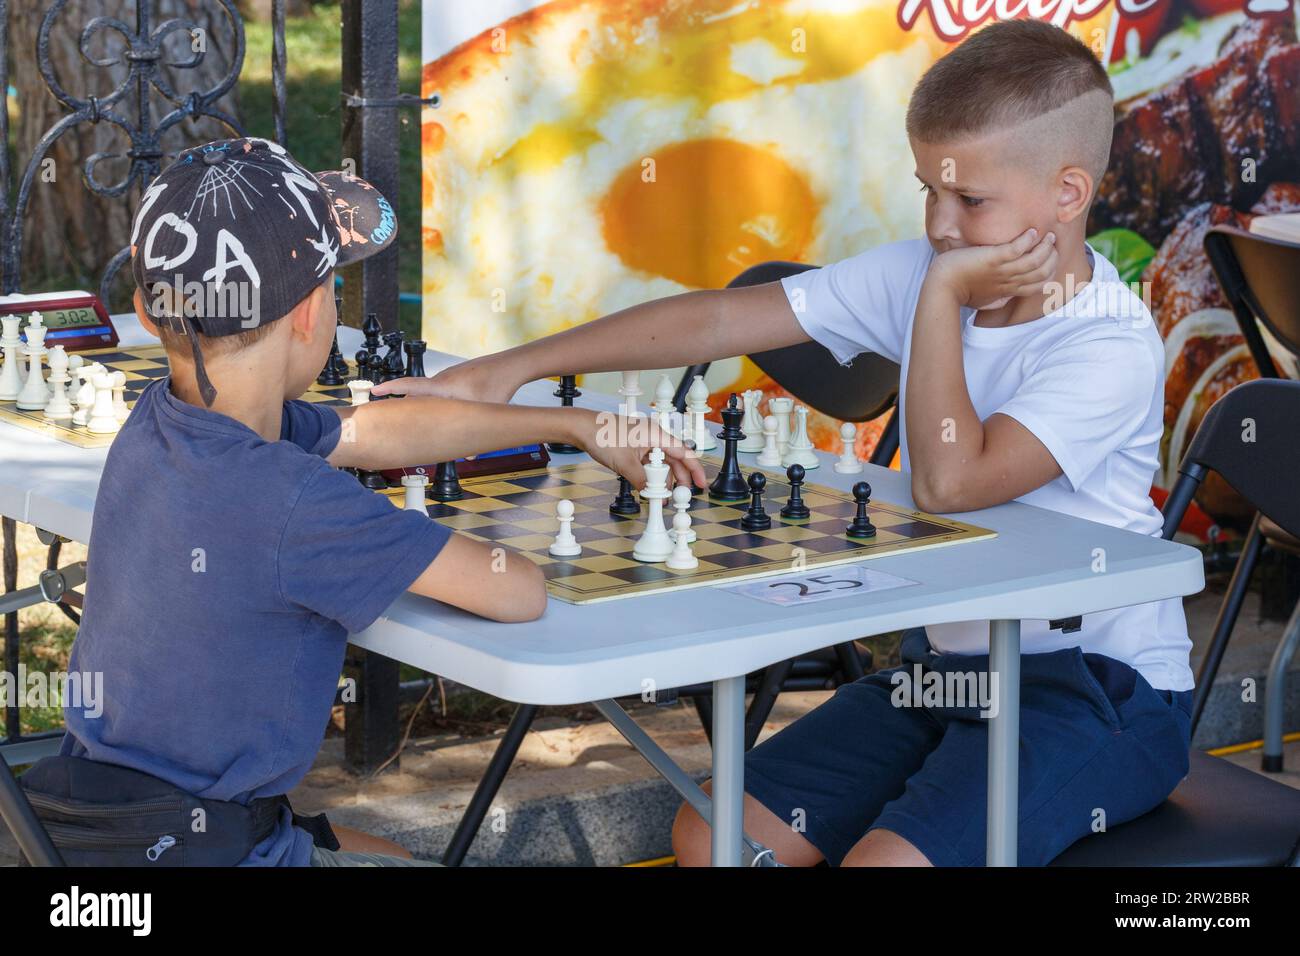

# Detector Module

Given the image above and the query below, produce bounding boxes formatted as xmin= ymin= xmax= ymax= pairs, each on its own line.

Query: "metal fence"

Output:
xmin=1 ymin=0 xmax=407 ymax=773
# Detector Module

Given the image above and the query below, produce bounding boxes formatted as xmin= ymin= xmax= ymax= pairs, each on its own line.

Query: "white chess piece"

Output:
xmin=633 ymin=448 xmax=674 ymax=562
xmin=111 ymin=370 xmax=130 ymax=423
xmin=65 ymin=353 xmax=84 ymax=407
xmin=401 ymin=474 xmax=429 ymax=515
xmin=549 ymin=498 xmax=582 ymax=557
xmin=666 ymin=511 xmax=698 ymax=570
xmin=43 ymin=347 xmax=73 ymax=421
xmin=619 ymin=371 xmax=643 ymax=418
xmin=86 ymin=372 xmax=120 ymax=434
xmin=651 ymin=374 xmax=677 ymax=434
xmin=687 ymin=375 xmax=717 ymax=451
xmin=768 ymin=397 xmax=794 ymax=455
xmin=72 ymin=374 xmax=95 ymax=426
xmin=756 ymin=414 xmax=782 ymax=467
xmin=0 ymin=315 xmax=24 ymax=401
xmin=348 ymin=380 xmax=372 ymax=405
xmin=835 ymin=422 xmax=864 ymax=474
xmin=669 ymin=483 xmax=696 ymax=543
xmin=782 ymin=405 xmax=820 ymax=470
xmin=15 ymin=317 xmax=50 ymax=410
xmin=737 ymin=389 xmax=765 ymax=452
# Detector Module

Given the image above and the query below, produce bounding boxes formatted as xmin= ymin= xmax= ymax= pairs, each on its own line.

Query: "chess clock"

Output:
xmin=0 ymin=290 xmax=118 ymax=351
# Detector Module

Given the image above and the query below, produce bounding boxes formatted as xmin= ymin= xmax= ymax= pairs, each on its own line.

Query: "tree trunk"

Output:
xmin=9 ymin=1 xmax=244 ymax=307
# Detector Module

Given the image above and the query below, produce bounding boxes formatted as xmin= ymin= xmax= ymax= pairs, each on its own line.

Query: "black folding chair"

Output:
xmin=0 ymin=750 xmax=64 ymax=866
xmin=667 ymin=261 xmax=901 ymax=746
xmin=1051 ymin=378 xmax=1300 ymax=865
xmin=1193 ymin=225 xmax=1300 ymax=762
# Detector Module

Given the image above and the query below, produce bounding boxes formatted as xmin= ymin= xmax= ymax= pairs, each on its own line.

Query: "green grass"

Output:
xmin=10 ymin=620 xmax=77 ymax=736
xmin=241 ymin=1 xmax=424 ymax=337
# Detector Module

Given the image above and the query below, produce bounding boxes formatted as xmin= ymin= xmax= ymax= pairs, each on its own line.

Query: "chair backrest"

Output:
xmin=1164 ymin=378 xmax=1300 ymax=541
xmin=1204 ymin=225 xmax=1300 ymax=378
xmin=679 ymin=261 xmax=900 ymax=422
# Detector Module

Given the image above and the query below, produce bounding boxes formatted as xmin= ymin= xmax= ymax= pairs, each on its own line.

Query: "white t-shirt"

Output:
xmin=782 ymin=239 xmax=1192 ymax=691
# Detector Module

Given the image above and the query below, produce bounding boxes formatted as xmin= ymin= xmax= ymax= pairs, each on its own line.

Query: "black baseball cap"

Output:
xmin=130 ymin=136 xmax=396 ymax=405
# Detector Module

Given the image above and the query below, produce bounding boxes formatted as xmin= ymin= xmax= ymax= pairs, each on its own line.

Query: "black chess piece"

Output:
xmin=356 ymin=467 xmax=387 ymax=491
xmin=405 ymin=340 xmax=427 ymax=379
xmin=330 ymin=339 xmax=350 ymax=380
xmin=547 ymin=375 xmax=583 ymax=454
xmin=354 ymin=347 xmax=370 ymax=380
xmin=317 ymin=333 xmax=345 ymax=386
xmin=708 ymin=393 xmax=749 ymax=501
xmin=362 ymin=312 xmax=383 ymax=353
xmin=382 ymin=331 xmax=406 ymax=381
xmin=740 ymin=471 xmax=772 ymax=531
xmin=780 ymin=463 xmax=811 ymax=520
xmin=431 ymin=460 xmax=464 ymax=501
xmin=367 ymin=353 xmax=386 ymax=391
xmin=846 ymin=481 xmax=877 ymax=538
xmin=609 ymin=475 xmax=640 ymax=516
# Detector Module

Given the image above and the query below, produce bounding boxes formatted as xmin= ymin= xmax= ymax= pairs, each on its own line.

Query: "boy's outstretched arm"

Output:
xmin=327 ymin=398 xmax=706 ymax=490
xmin=407 ymin=534 xmax=548 ymax=623
xmin=907 ymin=229 xmax=1063 ymax=513
xmin=372 ymin=282 xmax=809 ymax=404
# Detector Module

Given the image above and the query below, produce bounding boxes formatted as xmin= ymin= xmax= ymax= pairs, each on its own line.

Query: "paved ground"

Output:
xmin=3 ymin=553 xmax=1298 ymax=866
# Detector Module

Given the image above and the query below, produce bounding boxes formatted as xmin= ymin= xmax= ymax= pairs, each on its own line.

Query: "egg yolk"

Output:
xmin=600 ymin=138 xmax=816 ymax=290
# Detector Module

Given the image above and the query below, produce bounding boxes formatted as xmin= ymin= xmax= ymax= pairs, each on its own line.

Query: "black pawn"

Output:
xmin=354 ymin=347 xmax=370 ymax=379
xmin=780 ymin=463 xmax=811 ymax=520
xmin=405 ymin=340 xmax=427 ymax=379
xmin=609 ymin=475 xmax=640 ymax=516
xmin=356 ymin=466 xmax=387 ymax=490
xmin=708 ymin=393 xmax=749 ymax=501
xmin=431 ymin=460 xmax=464 ymax=501
xmin=548 ymin=375 xmax=582 ymax=455
xmin=362 ymin=312 xmax=383 ymax=353
xmin=367 ymin=353 xmax=386 ymax=390
xmin=317 ymin=333 xmax=345 ymax=386
xmin=740 ymin=472 xmax=772 ymax=531
xmin=846 ymin=481 xmax=877 ymax=538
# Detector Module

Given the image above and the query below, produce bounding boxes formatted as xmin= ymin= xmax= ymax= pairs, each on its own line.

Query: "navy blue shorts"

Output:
xmin=744 ymin=629 xmax=1193 ymax=866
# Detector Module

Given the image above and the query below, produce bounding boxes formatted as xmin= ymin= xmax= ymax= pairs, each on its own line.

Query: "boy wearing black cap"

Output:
xmin=50 ymin=138 xmax=702 ymax=866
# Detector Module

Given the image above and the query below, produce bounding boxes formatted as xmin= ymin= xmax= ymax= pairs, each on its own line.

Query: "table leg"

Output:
xmin=711 ymin=675 xmax=746 ymax=867
xmin=987 ymin=618 xmax=1020 ymax=867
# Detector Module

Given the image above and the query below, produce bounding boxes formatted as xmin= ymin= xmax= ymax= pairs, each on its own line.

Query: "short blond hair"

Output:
xmin=906 ymin=20 xmax=1114 ymax=183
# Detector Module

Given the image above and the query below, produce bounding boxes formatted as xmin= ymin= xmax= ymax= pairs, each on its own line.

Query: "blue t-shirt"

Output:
xmin=62 ymin=377 xmax=452 ymax=865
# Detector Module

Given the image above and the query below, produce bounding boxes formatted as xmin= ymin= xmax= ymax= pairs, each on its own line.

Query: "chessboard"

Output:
xmin=0 ymin=343 xmax=354 ymax=449
xmin=381 ymin=458 xmax=996 ymax=605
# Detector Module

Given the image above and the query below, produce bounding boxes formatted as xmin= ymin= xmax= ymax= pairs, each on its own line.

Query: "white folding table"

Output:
xmin=0 ymin=314 xmax=1206 ymax=866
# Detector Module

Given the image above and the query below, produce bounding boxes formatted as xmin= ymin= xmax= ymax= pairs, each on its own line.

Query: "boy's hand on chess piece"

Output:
xmin=372 ymin=357 xmax=514 ymax=404
xmin=929 ymin=227 xmax=1059 ymax=311
xmin=578 ymin=414 xmax=706 ymax=490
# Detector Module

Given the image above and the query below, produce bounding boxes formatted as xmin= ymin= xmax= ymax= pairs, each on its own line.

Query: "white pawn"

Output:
xmin=86 ymin=373 xmax=120 ymax=434
xmin=666 ymin=511 xmax=698 ymax=570
xmin=687 ymin=375 xmax=717 ymax=451
xmin=348 ymin=380 xmax=372 ymax=405
xmin=756 ymin=414 xmax=782 ymax=467
xmin=669 ymin=483 xmax=696 ymax=543
xmin=782 ymin=405 xmax=819 ymax=470
xmin=835 ymin=422 xmax=864 ymax=474
xmin=65 ymin=353 xmax=84 ymax=407
xmin=651 ymin=374 xmax=677 ymax=434
xmin=737 ymin=389 xmax=766 ymax=452
xmin=43 ymin=347 xmax=73 ymax=421
xmin=111 ymin=370 xmax=130 ymax=423
xmin=549 ymin=498 xmax=582 ymax=557
xmin=768 ymin=397 xmax=794 ymax=454
xmin=619 ymin=371 xmax=643 ymax=418
xmin=633 ymin=448 xmax=674 ymax=562
xmin=401 ymin=474 xmax=429 ymax=515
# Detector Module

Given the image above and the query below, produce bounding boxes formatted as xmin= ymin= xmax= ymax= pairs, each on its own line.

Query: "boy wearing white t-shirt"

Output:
xmin=386 ymin=21 xmax=1193 ymax=866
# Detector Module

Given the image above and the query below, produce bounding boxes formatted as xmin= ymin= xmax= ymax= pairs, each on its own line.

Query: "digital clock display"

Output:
xmin=40 ymin=306 xmax=102 ymax=330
